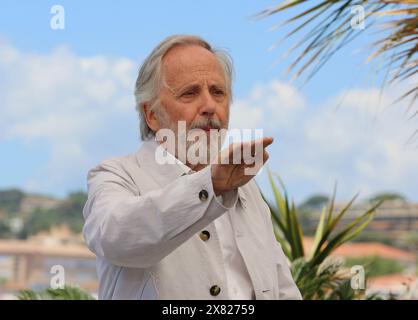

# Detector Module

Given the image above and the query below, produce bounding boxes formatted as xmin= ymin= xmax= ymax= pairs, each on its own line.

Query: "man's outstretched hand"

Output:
xmin=211 ymin=137 xmax=274 ymax=196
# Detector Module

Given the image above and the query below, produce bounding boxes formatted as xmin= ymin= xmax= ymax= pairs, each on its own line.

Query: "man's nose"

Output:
xmin=199 ymin=89 xmax=216 ymax=116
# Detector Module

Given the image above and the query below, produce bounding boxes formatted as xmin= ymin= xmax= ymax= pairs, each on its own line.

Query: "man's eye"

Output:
xmin=213 ymin=89 xmax=225 ymax=96
xmin=182 ymin=91 xmax=196 ymax=97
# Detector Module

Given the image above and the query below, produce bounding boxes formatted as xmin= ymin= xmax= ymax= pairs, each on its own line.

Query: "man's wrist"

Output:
xmin=210 ymin=165 xmax=225 ymax=196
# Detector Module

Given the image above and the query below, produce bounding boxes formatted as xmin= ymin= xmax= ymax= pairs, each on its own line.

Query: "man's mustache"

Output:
xmin=189 ymin=118 xmax=222 ymax=131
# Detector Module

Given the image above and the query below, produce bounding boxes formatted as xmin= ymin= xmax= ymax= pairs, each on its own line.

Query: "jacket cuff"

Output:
xmin=190 ymin=165 xmax=238 ymax=210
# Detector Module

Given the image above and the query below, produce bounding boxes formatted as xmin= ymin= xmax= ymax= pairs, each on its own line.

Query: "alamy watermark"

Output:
xmin=351 ymin=265 xmax=366 ymax=290
xmin=50 ymin=5 xmax=65 ymax=30
xmin=154 ymin=122 xmax=266 ymax=175
xmin=50 ymin=264 xmax=65 ymax=289
xmin=350 ymin=5 xmax=365 ymax=30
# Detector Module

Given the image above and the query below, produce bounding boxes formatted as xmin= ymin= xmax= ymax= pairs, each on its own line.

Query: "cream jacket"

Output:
xmin=82 ymin=140 xmax=302 ymax=300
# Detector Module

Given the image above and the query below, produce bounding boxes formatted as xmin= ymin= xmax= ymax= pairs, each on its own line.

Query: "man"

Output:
xmin=83 ymin=35 xmax=301 ymax=300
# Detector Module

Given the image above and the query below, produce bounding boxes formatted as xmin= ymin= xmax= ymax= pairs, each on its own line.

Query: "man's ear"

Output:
xmin=143 ymin=102 xmax=160 ymax=132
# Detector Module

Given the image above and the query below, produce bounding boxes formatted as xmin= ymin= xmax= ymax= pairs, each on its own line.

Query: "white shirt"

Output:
xmin=214 ymin=208 xmax=255 ymax=299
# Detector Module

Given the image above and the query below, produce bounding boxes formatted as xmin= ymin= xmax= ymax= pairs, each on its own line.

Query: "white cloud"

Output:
xmin=231 ymin=79 xmax=418 ymax=202
xmin=0 ymin=40 xmax=139 ymax=194
xmin=230 ymin=80 xmax=306 ymax=131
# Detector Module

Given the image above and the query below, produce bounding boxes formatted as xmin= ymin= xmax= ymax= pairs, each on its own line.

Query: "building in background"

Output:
xmin=0 ymin=225 xmax=97 ymax=299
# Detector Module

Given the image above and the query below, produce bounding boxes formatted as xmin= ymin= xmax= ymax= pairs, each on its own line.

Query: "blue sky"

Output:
xmin=1 ymin=0 xmax=417 ymax=203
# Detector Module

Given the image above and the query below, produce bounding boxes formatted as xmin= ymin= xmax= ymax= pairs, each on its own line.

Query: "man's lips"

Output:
xmin=201 ymin=126 xmax=220 ymax=132
xmin=190 ymin=125 xmax=221 ymax=133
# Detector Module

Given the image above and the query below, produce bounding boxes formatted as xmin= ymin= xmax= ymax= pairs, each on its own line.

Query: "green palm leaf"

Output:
xmin=257 ymin=0 xmax=418 ymax=105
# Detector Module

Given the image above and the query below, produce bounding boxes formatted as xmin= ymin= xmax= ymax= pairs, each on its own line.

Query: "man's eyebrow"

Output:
xmin=179 ymin=83 xmax=200 ymax=91
xmin=210 ymin=83 xmax=226 ymax=90
xmin=166 ymin=82 xmax=200 ymax=95
xmin=163 ymin=80 xmax=226 ymax=95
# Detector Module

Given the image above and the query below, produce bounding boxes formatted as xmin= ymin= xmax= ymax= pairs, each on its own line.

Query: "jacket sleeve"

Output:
xmin=82 ymin=160 xmax=237 ymax=268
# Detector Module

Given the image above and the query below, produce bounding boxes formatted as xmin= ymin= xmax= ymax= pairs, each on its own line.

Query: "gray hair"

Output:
xmin=134 ymin=34 xmax=234 ymax=140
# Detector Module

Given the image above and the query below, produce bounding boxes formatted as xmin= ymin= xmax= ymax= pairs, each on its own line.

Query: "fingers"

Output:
xmin=217 ymin=136 xmax=274 ymax=165
xmin=242 ymin=149 xmax=269 ymax=176
xmin=263 ymin=150 xmax=269 ymax=163
xmin=252 ymin=137 xmax=274 ymax=148
xmin=243 ymin=150 xmax=269 ymax=167
xmin=248 ymin=137 xmax=274 ymax=156
xmin=262 ymin=137 xmax=274 ymax=148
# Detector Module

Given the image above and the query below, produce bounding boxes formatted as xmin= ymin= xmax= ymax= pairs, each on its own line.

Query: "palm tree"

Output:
xmin=256 ymin=0 xmax=418 ymax=107
xmin=16 ymin=285 xmax=95 ymax=300
xmin=265 ymin=170 xmax=385 ymax=299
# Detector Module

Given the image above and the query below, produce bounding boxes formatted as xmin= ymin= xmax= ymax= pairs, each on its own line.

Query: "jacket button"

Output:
xmin=199 ymin=230 xmax=210 ymax=241
xmin=199 ymin=189 xmax=209 ymax=201
xmin=210 ymin=285 xmax=221 ymax=296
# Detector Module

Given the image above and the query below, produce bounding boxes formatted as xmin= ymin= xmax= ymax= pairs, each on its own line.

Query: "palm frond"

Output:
xmin=258 ymin=0 xmax=418 ymax=106
xmin=16 ymin=285 xmax=95 ymax=300
xmin=265 ymin=168 xmax=385 ymax=299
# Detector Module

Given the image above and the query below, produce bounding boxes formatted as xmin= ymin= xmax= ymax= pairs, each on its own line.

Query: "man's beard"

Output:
xmin=155 ymin=104 xmax=227 ymax=167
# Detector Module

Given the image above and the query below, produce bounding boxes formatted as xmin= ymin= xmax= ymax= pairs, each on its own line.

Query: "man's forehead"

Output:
xmin=162 ymin=45 xmax=225 ymax=83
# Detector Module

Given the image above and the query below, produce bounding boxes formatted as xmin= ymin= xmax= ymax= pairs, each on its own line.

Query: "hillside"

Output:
xmin=0 ymin=189 xmax=86 ymax=239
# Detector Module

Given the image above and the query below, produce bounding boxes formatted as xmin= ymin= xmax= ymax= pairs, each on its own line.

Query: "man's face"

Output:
xmin=158 ymin=44 xmax=230 ymax=136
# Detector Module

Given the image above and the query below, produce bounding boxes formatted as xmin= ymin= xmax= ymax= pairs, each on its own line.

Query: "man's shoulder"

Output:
xmin=85 ymin=152 xmax=143 ymax=195
xmin=88 ymin=152 xmax=140 ymax=178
